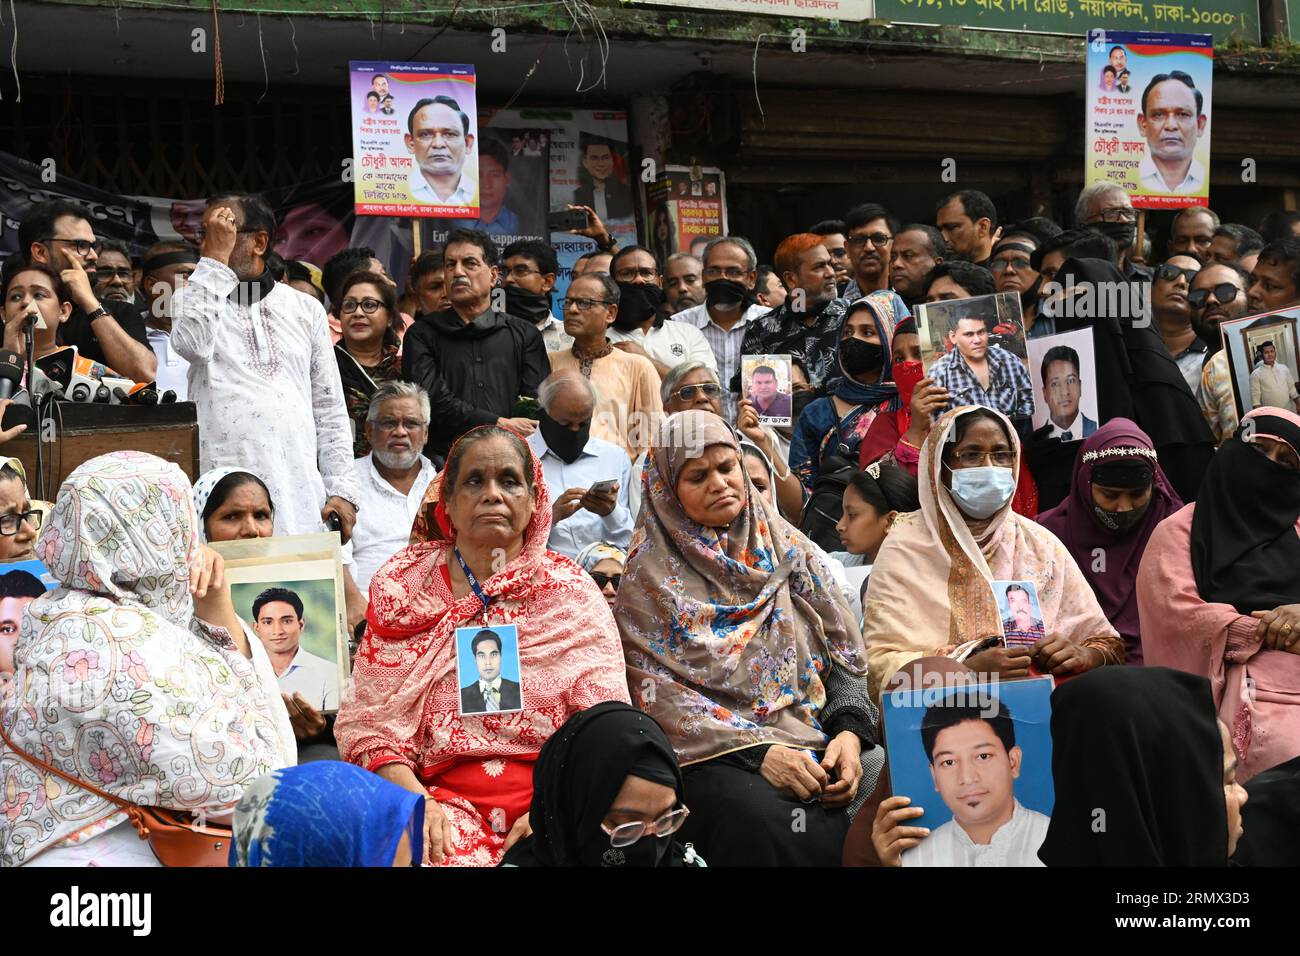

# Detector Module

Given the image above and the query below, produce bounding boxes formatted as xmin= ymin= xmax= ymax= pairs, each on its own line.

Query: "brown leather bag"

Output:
xmin=0 ymin=721 xmax=232 ymax=867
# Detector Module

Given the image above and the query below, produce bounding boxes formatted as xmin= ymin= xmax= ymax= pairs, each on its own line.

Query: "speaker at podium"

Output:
xmin=10 ymin=402 xmax=200 ymax=500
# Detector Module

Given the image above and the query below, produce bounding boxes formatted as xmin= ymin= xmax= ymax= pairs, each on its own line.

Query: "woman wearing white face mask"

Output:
xmin=861 ymin=405 xmax=1123 ymax=701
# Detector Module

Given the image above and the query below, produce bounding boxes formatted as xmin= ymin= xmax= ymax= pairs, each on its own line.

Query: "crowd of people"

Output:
xmin=0 ymin=183 xmax=1298 ymax=869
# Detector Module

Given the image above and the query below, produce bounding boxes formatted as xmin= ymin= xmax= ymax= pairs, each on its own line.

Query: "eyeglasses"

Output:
xmin=341 ymin=297 xmax=385 ymax=314
xmin=42 ymin=237 xmax=97 ymax=257
xmin=614 ymin=267 xmax=658 ymax=282
xmin=673 ymin=382 xmax=721 ymax=402
xmin=1187 ymin=283 xmax=1241 ymax=308
xmin=503 ymin=265 xmax=542 ymax=280
xmin=948 ymin=450 xmax=1015 ymax=468
xmin=988 ymin=258 xmax=1034 ymax=275
xmin=846 ymin=233 xmax=893 ymax=249
xmin=702 ymin=266 xmax=749 ymax=282
xmin=0 ymin=509 xmax=42 ymax=536
xmin=563 ymin=297 xmax=612 ymax=312
xmin=373 ymin=417 xmax=427 ymax=432
xmin=95 ymin=267 xmax=135 ymax=281
xmin=589 ymin=571 xmax=622 ymax=590
xmin=1155 ymin=264 xmax=1199 ymax=285
xmin=600 ymin=806 xmax=690 ymax=848
xmin=1091 ymin=207 xmax=1137 ymax=224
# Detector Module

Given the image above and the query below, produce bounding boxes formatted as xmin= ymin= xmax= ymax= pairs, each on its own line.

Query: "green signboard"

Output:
xmin=876 ymin=0 xmax=1260 ymax=43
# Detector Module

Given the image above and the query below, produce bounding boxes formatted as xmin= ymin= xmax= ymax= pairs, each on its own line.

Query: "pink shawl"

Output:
xmin=862 ymin=406 xmax=1122 ymax=699
xmin=1138 ymin=503 xmax=1300 ymax=783
xmin=334 ymin=431 xmax=631 ymax=779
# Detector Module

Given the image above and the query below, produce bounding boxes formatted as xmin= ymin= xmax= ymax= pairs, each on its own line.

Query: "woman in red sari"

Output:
xmin=335 ymin=425 xmax=631 ymax=866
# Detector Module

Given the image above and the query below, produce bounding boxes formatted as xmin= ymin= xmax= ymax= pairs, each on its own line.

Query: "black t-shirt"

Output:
xmin=61 ymin=298 xmax=150 ymax=370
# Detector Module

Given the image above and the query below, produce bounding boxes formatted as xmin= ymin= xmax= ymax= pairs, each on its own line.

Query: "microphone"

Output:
xmin=0 ymin=388 xmax=35 ymax=431
xmin=35 ymin=347 xmax=77 ymax=394
xmin=158 ymin=390 xmax=177 ymax=404
xmin=121 ymin=382 xmax=160 ymax=405
xmin=0 ymin=350 xmax=23 ymax=402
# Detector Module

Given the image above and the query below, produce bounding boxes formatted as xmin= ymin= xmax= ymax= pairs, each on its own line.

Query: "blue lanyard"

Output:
xmin=453 ymin=547 xmax=492 ymax=608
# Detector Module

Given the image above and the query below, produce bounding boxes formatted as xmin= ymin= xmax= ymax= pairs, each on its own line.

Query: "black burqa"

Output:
xmin=501 ymin=702 xmax=686 ymax=867
xmin=1022 ymin=258 xmax=1215 ymax=508
xmin=1039 ymin=666 xmax=1228 ymax=867
xmin=1232 ymin=754 xmax=1300 ymax=866
xmin=1190 ymin=412 xmax=1300 ymax=613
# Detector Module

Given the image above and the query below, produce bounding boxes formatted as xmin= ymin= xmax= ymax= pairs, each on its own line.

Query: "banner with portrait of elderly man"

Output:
xmin=350 ymin=61 xmax=479 ymax=218
xmin=1084 ymin=31 xmax=1213 ymax=209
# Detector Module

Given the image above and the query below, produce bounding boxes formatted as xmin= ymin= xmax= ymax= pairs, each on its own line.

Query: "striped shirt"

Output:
xmin=930 ymin=344 xmax=1035 ymax=421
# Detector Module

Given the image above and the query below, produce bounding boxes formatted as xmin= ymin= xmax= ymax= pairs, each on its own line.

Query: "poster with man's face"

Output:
xmin=455 ymin=624 xmax=524 ymax=717
xmin=1027 ymin=328 xmax=1100 ymax=436
xmin=882 ymin=677 xmax=1054 ymax=867
xmin=741 ymin=354 xmax=793 ymax=426
xmin=0 ymin=559 xmax=53 ymax=677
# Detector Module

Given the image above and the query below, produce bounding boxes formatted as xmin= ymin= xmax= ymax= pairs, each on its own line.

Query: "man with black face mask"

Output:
xmin=605 ymin=245 xmax=717 ymax=380
xmin=526 ymin=370 xmax=632 ymax=559
xmin=1075 ymin=181 xmax=1150 ymax=281
xmin=734 ymin=234 xmax=848 ymax=399
xmin=672 ymin=237 xmax=769 ymax=422
xmin=501 ymin=238 xmax=570 ymax=352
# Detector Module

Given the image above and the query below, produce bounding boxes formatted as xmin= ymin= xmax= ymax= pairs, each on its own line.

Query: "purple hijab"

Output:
xmin=1037 ymin=418 xmax=1182 ymax=664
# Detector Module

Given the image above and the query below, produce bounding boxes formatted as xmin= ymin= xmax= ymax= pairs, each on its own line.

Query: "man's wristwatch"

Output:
xmin=594 ymin=232 xmax=617 ymax=252
xmin=85 ymin=305 xmax=110 ymax=323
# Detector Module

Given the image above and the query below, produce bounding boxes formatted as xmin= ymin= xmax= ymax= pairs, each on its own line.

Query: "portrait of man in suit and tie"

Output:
xmin=459 ymin=627 xmax=523 ymax=715
xmin=1039 ymin=344 xmax=1097 ymax=441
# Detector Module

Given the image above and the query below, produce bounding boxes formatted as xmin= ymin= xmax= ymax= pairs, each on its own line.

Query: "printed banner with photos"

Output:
xmin=1084 ymin=31 xmax=1213 ymax=210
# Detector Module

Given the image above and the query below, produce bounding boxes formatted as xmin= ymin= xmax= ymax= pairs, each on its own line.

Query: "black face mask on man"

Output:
xmin=538 ymin=409 xmax=590 ymax=464
xmin=704 ymin=278 xmax=750 ymax=311
xmin=1093 ymin=220 xmax=1136 ymax=251
xmin=504 ymin=286 xmax=553 ymax=324
xmin=613 ymin=282 xmax=666 ymax=332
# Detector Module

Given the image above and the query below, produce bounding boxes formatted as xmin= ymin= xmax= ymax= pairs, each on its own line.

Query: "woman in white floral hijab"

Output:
xmin=0 ymin=451 xmax=290 ymax=866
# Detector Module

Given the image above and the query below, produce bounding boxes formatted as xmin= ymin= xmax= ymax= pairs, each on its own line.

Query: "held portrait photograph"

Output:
xmin=1027 ymin=328 xmax=1100 ymax=439
xmin=914 ymin=291 xmax=1033 ymax=418
xmin=993 ymin=579 xmax=1047 ymax=649
xmin=455 ymin=624 xmax=524 ymax=717
xmin=740 ymin=354 xmax=794 ymax=427
xmin=882 ymin=677 xmax=1055 ymax=867
xmin=1219 ymin=307 xmax=1300 ymax=418
xmin=209 ymin=532 xmax=349 ymax=716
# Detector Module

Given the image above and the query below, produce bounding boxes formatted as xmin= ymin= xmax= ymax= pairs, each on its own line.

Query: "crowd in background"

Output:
xmin=0 ymin=182 xmax=1298 ymax=868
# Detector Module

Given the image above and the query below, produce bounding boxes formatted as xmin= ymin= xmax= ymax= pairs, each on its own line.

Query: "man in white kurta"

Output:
xmin=171 ymin=198 xmax=359 ymax=536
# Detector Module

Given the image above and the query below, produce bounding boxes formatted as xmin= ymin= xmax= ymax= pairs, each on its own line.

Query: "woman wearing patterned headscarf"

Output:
xmin=0 ymin=451 xmax=289 ymax=866
xmin=618 ymin=410 xmax=882 ymax=865
xmin=1139 ymin=407 xmax=1300 ymax=782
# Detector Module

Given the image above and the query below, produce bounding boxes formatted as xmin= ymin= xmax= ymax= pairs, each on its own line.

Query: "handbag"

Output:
xmin=0 ymin=720 xmax=232 ymax=867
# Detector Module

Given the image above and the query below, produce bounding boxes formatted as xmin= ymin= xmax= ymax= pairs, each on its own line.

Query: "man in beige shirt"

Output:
xmin=549 ymin=273 xmax=664 ymax=460
xmin=1250 ymin=342 xmax=1300 ymax=413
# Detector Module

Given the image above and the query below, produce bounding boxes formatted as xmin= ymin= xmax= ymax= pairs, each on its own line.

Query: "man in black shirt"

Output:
xmin=401 ymin=227 xmax=547 ymax=455
xmin=18 ymin=200 xmax=157 ymax=382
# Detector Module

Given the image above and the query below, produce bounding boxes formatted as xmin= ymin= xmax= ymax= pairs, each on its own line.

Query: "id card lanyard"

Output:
xmin=453 ymin=547 xmax=493 ymax=609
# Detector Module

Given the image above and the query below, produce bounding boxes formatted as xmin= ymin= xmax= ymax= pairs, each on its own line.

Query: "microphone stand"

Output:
xmin=22 ymin=310 xmax=46 ymax=500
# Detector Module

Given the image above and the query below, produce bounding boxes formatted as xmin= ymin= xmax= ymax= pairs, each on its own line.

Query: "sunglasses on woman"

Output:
xmin=672 ymin=383 xmax=721 ymax=403
xmin=1187 ymin=283 xmax=1240 ymax=309
xmin=600 ymin=805 xmax=690 ymax=848
xmin=589 ymin=571 xmax=622 ymax=590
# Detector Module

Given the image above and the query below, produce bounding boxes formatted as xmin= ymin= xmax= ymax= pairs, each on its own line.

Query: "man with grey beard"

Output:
xmin=341 ymin=381 xmax=437 ymax=635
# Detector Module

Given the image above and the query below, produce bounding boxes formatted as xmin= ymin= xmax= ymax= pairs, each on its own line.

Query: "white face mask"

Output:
xmin=947 ymin=465 xmax=1016 ymax=519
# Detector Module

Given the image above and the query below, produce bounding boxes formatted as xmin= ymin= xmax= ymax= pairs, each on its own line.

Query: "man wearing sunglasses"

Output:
xmin=17 ymin=199 xmax=157 ymax=383
xmin=1190 ymin=261 xmax=1250 ymax=444
xmin=1151 ymin=253 xmax=1205 ymax=394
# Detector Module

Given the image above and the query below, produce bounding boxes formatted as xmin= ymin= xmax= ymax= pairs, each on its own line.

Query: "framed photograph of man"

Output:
xmin=1027 ymin=328 xmax=1100 ymax=439
xmin=914 ymin=291 xmax=1027 ymax=372
xmin=882 ymin=676 xmax=1054 ymax=866
xmin=741 ymin=354 xmax=794 ymax=426
xmin=993 ymin=580 xmax=1046 ymax=648
xmin=1220 ymin=308 xmax=1300 ymax=418
xmin=455 ymin=624 xmax=524 ymax=717
xmin=0 ymin=558 xmax=54 ymax=679
xmin=210 ymin=533 xmax=348 ymax=715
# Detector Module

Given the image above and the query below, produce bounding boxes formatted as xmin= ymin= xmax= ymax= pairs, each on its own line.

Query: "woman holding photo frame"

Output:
xmin=336 ymin=425 xmax=630 ymax=867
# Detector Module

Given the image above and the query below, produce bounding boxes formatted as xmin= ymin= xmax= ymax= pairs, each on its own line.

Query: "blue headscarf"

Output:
xmin=230 ymin=762 xmax=425 ymax=867
xmin=830 ymin=290 xmax=910 ymax=410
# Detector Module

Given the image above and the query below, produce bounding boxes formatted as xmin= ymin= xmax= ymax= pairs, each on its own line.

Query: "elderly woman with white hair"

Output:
xmin=631 ymin=362 xmax=803 ymax=521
